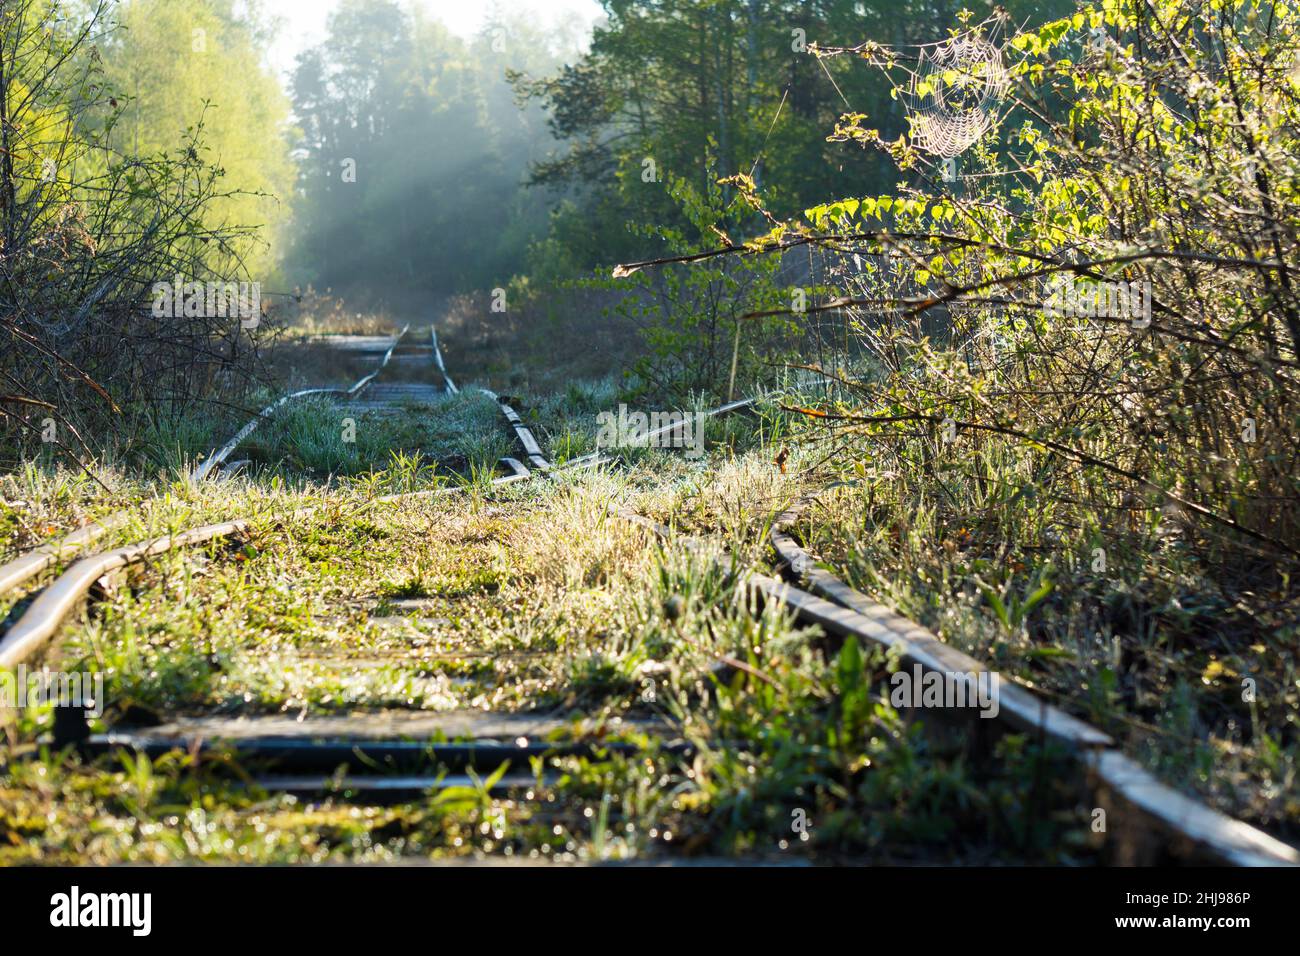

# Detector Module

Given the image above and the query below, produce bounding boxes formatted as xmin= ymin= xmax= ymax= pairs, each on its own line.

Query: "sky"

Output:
xmin=264 ymin=0 xmax=604 ymax=77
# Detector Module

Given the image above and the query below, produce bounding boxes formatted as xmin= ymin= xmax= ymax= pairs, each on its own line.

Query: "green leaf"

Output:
xmin=977 ymin=580 xmax=1011 ymax=630
xmin=1020 ymin=578 xmax=1055 ymax=618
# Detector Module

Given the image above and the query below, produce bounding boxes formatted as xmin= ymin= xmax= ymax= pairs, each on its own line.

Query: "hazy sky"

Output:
xmin=265 ymin=0 xmax=604 ymax=76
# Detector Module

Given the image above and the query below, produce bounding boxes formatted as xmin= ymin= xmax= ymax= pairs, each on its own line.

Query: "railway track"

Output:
xmin=1 ymin=326 xmax=1295 ymax=865
xmin=190 ymin=326 xmax=416 ymax=482
xmin=0 ymin=327 xmax=418 ymax=600
xmin=763 ymin=503 xmax=1298 ymax=866
xmin=0 ymin=324 xmax=625 ymax=799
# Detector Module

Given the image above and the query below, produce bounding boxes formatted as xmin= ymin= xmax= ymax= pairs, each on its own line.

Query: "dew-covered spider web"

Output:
xmin=904 ymin=16 xmax=1011 ymax=158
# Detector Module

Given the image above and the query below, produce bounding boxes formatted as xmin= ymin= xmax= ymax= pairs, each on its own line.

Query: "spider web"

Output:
xmin=904 ymin=17 xmax=1010 ymax=158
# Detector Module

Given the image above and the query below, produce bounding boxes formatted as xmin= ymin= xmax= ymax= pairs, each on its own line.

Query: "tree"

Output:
xmin=515 ymin=0 xmax=1073 ymax=271
xmin=285 ymin=0 xmax=578 ymax=304
xmin=101 ymin=0 xmax=294 ymax=282
xmin=0 ymin=0 xmax=291 ymax=462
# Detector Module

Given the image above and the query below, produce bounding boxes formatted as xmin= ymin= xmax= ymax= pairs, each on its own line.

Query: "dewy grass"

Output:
xmin=1 ymin=466 xmax=1091 ymax=863
xmin=243 ymin=389 xmax=509 ymax=480
xmin=769 ymin=377 xmax=1300 ymax=842
xmin=0 ymin=375 xmax=1264 ymax=864
xmin=0 ymin=390 xmax=1078 ymax=865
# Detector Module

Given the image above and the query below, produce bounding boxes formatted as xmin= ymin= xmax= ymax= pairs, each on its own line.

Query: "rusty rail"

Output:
xmin=764 ymin=498 xmax=1297 ymax=866
xmin=0 ymin=327 xmax=415 ymax=601
xmin=190 ymin=326 xmax=411 ymax=482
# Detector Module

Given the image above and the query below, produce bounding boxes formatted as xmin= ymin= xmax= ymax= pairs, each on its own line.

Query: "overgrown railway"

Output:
xmin=0 ymin=327 xmax=1295 ymax=866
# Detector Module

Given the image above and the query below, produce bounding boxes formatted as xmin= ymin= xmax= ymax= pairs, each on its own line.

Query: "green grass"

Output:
xmin=773 ymin=381 xmax=1300 ymax=841
xmin=1 ymin=371 xmax=1270 ymax=864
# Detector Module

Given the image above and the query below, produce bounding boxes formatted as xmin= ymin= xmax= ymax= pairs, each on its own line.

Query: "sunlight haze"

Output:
xmin=265 ymin=0 xmax=603 ymax=76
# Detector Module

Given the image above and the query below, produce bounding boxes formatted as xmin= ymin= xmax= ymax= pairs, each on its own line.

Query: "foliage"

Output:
xmin=796 ymin=0 xmax=1300 ymax=558
xmin=601 ymin=162 xmax=793 ymax=402
xmin=0 ymin=0 xmax=294 ymax=465
xmin=658 ymin=0 xmax=1300 ymax=829
xmin=515 ymin=0 xmax=1074 ymax=273
xmin=100 ymin=0 xmax=294 ymax=282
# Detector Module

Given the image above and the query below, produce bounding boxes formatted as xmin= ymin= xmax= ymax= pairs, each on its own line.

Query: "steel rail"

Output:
xmin=762 ymin=499 xmax=1299 ymax=867
xmin=430 ymin=325 xmax=457 ymax=394
xmin=0 ymin=514 xmax=127 ymax=599
xmin=0 ymin=515 xmax=251 ymax=669
xmin=479 ymin=389 xmax=551 ymax=472
xmin=0 ymin=327 xmax=414 ymax=600
xmin=769 ymin=503 xmax=1108 ymax=750
xmin=491 ymin=393 xmax=756 ymax=474
xmin=558 ymin=397 xmax=757 ymax=473
xmin=190 ymin=325 xmax=411 ymax=482
xmin=613 ymin=507 xmax=1298 ymax=865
